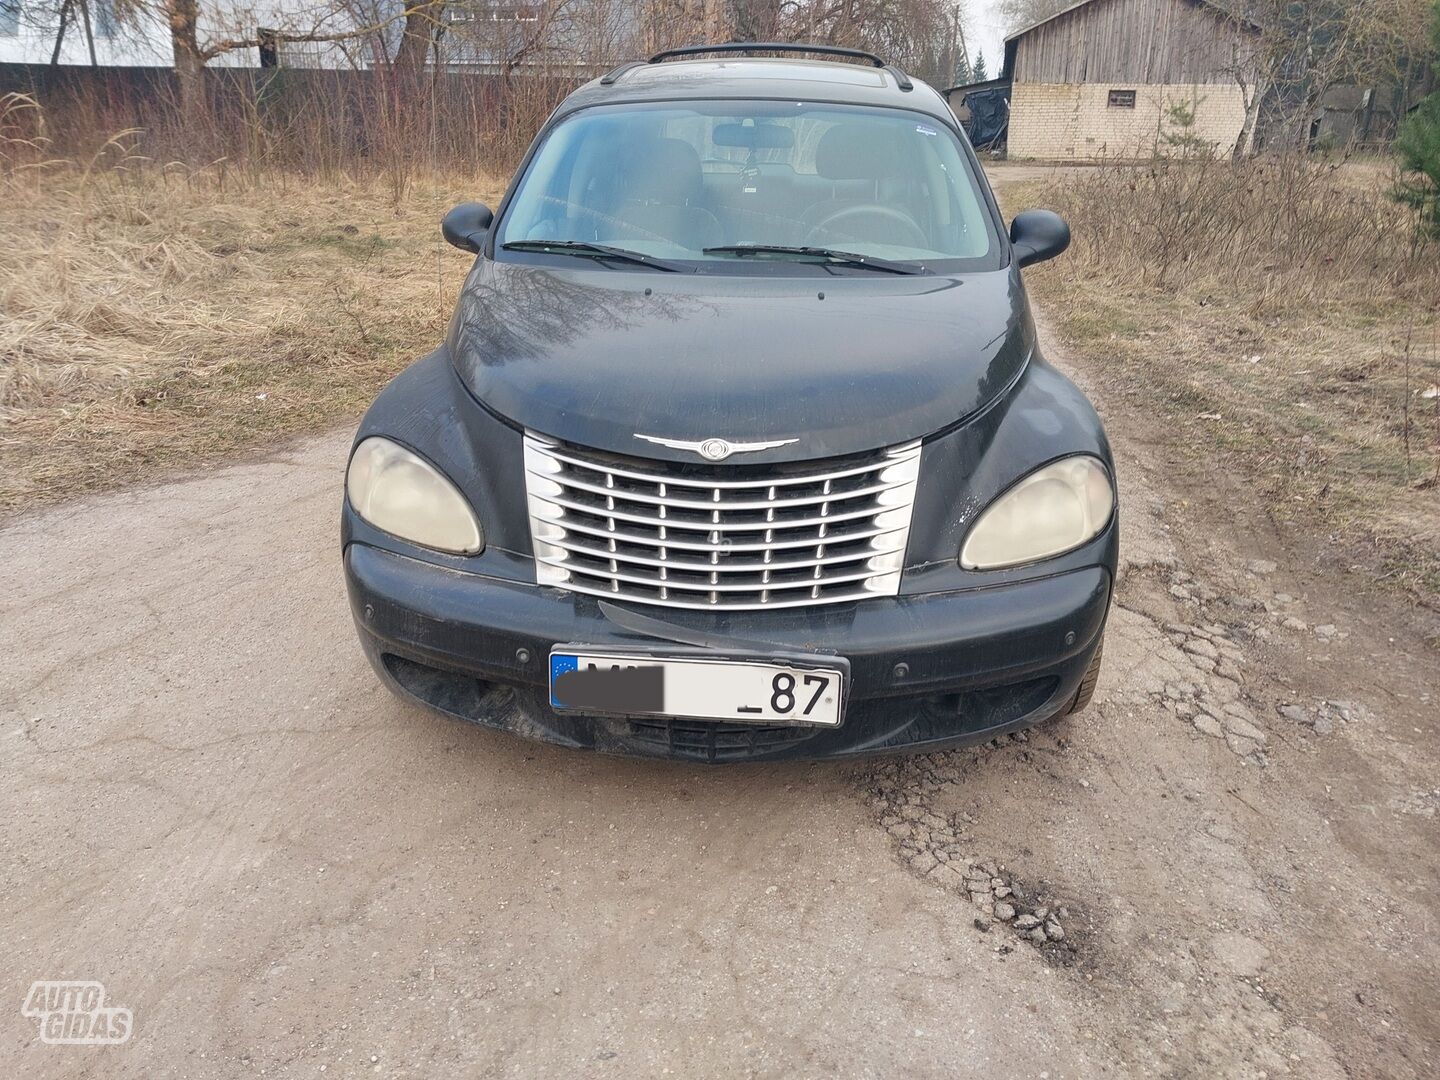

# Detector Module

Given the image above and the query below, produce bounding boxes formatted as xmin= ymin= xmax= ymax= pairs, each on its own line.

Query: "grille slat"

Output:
xmin=525 ymin=435 xmax=921 ymax=611
xmin=526 ymin=490 xmax=901 ymax=532
xmin=533 ymin=471 xmax=909 ymax=511
xmin=537 ymin=445 xmax=902 ymax=490
xmin=538 ymin=555 xmax=886 ymax=593
xmin=538 ymin=534 xmax=907 ymax=572
xmin=545 ymin=515 xmax=907 ymax=553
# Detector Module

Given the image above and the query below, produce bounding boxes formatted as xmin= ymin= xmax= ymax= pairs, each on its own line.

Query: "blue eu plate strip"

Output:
xmin=550 ymin=653 xmax=578 ymax=707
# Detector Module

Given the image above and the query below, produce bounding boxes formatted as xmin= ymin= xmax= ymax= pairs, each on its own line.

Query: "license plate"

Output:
xmin=549 ymin=649 xmax=846 ymax=727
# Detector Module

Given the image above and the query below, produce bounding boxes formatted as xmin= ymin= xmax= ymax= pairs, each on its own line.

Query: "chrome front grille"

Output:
xmin=524 ymin=434 xmax=922 ymax=611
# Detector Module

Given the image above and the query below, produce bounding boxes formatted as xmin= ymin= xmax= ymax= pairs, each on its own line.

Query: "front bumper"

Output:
xmin=345 ymin=542 xmax=1111 ymax=763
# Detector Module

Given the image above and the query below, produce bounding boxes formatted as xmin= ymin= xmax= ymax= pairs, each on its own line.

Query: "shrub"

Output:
xmin=1393 ymin=93 xmax=1440 ymax=237
xmin=1038 ymin=153 xmax=1439 ymax=310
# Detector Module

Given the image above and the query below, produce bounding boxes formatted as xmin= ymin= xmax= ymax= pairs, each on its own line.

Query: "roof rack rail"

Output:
xmin=648 ymin=42 xmax=887 ymax=67
xmin=599 ymin=60 xmax=646 ymax=85
xmin=884 ymin=65 xmax=914 ymax=92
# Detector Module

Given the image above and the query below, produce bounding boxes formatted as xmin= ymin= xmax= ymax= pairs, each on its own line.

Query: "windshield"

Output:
xmin=496 ymin=101 xmax=999 ymax=271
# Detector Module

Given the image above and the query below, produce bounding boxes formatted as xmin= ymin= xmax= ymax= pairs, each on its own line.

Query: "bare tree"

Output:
xmin=996 ymin=0 xmax=1069 ymax=34
xmin=393 ymin=0 xmax=442 ymax=77
xmin=1216 ymin=0 xmax=1435 ymax=153
xmin=728 ymin=0 xmax=781 ymax=41
xmin=724 ymin=0 xmax=971 ymax=85
xmin=123 ymin=0 xmax=447 ymax=115
xmin=29 ymin=0 xmax=115 ymax=66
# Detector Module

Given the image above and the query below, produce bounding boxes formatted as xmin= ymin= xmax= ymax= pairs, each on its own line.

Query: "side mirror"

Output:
xmin=442 ymin=202 xmax=494 ymax=254
xmin=1009 ymin=210 xmax=1070 ymax=268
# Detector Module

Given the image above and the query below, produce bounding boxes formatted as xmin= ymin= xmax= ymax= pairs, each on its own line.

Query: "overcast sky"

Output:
xmin=967 ymin=0 xmax=1008 ymax=73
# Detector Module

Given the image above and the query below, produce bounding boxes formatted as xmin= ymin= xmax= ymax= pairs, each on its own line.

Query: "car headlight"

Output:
xmin=346 ymin=437 xmax=483 ymax=555
xmin=961 ymin=456 xmax=1113 ymax=570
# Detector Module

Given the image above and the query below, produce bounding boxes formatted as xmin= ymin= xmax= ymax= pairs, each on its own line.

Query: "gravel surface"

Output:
xmin=3 ymin=283 xmax=1437 ymax=1078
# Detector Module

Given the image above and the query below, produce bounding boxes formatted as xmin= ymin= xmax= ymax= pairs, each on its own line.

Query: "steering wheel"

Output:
xmin=806 ymin=204 xmax=927 ymax=249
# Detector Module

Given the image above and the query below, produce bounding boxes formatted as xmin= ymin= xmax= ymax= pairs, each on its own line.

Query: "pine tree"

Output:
xmin=1391 ymin=0 xmax=1440 ymax=236
xmin=973 ymin=49 xmax=988 ymax=81
xmin=953 ymin=50 xmax=973 ymax=87
xmin=1395 ymin=97 xmax=1440 ymax=237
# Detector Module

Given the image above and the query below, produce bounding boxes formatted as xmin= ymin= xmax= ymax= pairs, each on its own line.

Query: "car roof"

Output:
xmin=558 ymin=58 xmax=956 ymax=125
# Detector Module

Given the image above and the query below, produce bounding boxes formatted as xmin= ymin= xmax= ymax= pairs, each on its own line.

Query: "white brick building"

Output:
xmin=955 ymin=0 xmax=1260 ymax=161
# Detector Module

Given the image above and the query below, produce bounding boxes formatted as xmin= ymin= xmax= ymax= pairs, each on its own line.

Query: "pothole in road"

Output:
xmin=859 ymin=749 xmax=1087 ymax=965
xmin=854 ymin=552 xmax=1374 ymax=971
xmin=1141 ymin=558 xmax=1380 ymax=765
xmin=1122 ymin=561 xmax=1305 ymax=767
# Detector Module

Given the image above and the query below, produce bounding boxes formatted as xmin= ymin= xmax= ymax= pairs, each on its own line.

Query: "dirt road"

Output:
xmin=6 ymin=308 xmax=1440 ymax=1075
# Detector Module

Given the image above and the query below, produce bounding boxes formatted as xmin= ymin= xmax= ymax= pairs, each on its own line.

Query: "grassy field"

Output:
xmin=0 ymin=167 xmax=504 ymax=512
xmin=1005 ymin=157 xmax=1440 ymax=602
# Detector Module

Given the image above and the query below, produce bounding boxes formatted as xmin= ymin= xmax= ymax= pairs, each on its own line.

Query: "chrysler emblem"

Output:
xmin=634 ymin=434 xmax=799 ymax=461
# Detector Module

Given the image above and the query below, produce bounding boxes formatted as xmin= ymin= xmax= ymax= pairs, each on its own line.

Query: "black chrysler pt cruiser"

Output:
xmin=342 ymin=44 xmax=1118 ymax=762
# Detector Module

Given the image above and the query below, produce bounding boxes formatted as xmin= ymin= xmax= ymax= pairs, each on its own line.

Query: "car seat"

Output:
xmin=801 ymin=123 xmax=926 ymax=246
xmin=604 ymin=137 xmax=723 ymax=252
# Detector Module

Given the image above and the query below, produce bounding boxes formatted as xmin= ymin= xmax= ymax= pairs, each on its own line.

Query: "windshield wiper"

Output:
xmin=502 ymin=240 xmax=686 ymax=272
xmin=702 ymin=244 xmax=928 ymax=275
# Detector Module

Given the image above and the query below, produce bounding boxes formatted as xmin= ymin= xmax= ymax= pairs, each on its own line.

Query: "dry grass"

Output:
xmin=1012 ymin=158 xmax=1440 ymax=601
xmin=0 ymin=162 xmax=505 ymax=513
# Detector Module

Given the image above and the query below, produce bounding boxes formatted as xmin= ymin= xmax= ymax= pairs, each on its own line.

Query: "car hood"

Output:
xmin=447 ymin=260 xmax=1031 ymax=464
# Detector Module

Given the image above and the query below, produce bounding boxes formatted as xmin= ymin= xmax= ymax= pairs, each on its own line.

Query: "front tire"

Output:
xmin=1068 ymin=638 xmax=1104 ymax=715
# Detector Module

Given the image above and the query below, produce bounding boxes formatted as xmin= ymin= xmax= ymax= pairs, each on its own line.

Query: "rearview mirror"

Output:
xmin=1009 ymin=210 xmax=1070 ymax=269
xmin=442 ymin=202 xmax=494 ymax=254
xmin=713 ymin=122 xmax=795 ymax=150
